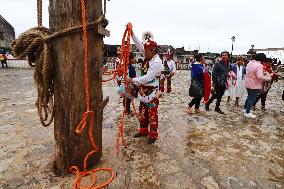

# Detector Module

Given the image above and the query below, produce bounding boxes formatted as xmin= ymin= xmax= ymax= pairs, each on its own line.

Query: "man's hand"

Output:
xmin=127 ymin=22 xmax=133 ymax=35
xmin=124 ymin=77 xmax=133 ymax=84
xmin=136 ymin=113 xmax=143 ymax=121
xmin=127 ymin=22 xmax=133 ymax=28
xmin=155 ymin=91 xmax=163 ymax=99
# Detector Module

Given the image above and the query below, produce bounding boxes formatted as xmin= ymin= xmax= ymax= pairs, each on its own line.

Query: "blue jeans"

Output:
xmin=244 ymin=89 xmax=260 ymax=114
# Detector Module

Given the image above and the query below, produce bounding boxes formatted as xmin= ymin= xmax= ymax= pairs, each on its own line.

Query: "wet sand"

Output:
xmin=0 ymin=68 xmax=283 ymax=189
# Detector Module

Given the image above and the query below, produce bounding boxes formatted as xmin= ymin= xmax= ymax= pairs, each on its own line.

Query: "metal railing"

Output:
xmin=176 ymin=63 xmax=190 ymax=70
xmin=6 ymin=59 xmax=29 ymax=68
xmin=105 ymin=62 xmax=142 ymax=70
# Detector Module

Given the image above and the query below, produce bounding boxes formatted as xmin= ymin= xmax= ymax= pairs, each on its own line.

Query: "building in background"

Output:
xmin=0 ymin=15 xmax=15 ymax=54
xmin=104 ymin=44 xmax=221 ymax=70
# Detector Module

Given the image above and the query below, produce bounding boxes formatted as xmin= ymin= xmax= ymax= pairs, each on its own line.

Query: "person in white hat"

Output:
xmin=125 ymin=25 xmax=163 ymax=144
xmin=160 ymin=49 xmax=176 ymax=93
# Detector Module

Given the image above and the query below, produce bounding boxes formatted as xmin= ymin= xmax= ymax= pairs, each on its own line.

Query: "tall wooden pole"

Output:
xmin=49 ymin=0 xmax=107 ymax=174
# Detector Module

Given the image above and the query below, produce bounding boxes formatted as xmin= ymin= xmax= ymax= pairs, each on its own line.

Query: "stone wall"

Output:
xmin=0 ymin=15 xmax=15 ymax=49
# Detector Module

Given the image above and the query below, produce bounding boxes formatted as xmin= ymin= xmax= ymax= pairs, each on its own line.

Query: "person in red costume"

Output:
xmin=125 ymin=24 xmax=163 ymax=144
xmin=253 ymin=58 xmax=280 ymax=111
xmin=160 ymin=49 xmax=176 ymax=93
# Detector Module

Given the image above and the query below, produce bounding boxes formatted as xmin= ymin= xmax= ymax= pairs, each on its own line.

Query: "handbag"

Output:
xmin=261 ymin=81 xmax=271 ymax=93
xmin=189 ymin=78 xmax=204 ymax=98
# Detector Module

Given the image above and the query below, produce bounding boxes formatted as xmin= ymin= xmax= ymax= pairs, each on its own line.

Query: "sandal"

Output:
xmin=186 ymin=107 xmax=193 ymax=114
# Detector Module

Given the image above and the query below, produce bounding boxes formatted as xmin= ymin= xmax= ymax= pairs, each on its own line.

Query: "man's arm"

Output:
xmin=131 ymin=31 xmax=145 ymax=57
xmin=133 ymin=61 xmax=161 ymax=85
xmin=171 ymin=61 xmax=177 ymax=74
xmin=212 ymin=63 xmax=219 ymax=85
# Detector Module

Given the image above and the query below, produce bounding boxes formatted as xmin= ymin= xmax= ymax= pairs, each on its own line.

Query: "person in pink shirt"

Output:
xmin=244 ymin=53 xmax=272 ymax=118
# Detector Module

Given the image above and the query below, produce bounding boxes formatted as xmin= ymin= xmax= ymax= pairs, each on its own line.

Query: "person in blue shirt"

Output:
xmin=187 ymin=54 xmax=206 ymax=114
xmin=125 ymin=52 xmax=137 ymax=115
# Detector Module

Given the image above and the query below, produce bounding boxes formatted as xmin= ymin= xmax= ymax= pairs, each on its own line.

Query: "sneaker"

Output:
xmin=244 ymin=112 xmax=256 ymax=118
xmin=261 ymin=106 xmax=266 ymax=111
xmin=252 ymin=106 xmax=256 ymax=111
xmin=133 ymin=132 xmax=148 ymax=138
xmin=215 ymin=108 xmax=225 ymax=114
xmin=243 ymin=109 xmax=253 ymax=114
xmin=147 ymin=137 xmax=156 ymax=144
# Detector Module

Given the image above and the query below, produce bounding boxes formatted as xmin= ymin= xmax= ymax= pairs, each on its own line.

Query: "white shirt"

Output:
xmin=163 ymin=60 xmax=176 ymax=73
xmin=131 ymin=32 xmax=162 ymax=87
xmin=237 ymin=65 xmax=243 ymax=80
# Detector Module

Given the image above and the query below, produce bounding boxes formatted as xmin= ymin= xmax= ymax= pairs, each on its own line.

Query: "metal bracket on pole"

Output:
xmin=97 ymin=96 xmax=109 ymax=113
xmin=97 ymin=25 xmax=110 ymax=37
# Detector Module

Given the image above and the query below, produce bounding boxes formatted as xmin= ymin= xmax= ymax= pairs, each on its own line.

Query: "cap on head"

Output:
xmin=166 ymin=49 xmax=171 ymax=56
xmin=144 ymin=39 xmax=158 ymax=49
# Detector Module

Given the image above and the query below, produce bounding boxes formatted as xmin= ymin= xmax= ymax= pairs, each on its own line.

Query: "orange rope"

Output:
xmin=114 ymin=23 xmax=143 ymax=152
xmin=100 ymin=24 xmax=141 ymax=154
xmin=70 ymin=0 xmax=115 ymax=188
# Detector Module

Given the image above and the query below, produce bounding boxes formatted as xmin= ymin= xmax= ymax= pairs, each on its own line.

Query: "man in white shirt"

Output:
xmin=160 ymin=49 xmax=176 ymax=93
xmin=126 ymin=29 xmax=162 ymax=144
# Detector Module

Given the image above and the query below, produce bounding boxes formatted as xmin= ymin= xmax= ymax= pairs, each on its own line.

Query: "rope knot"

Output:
xmin=69 ymin=166 xmax=80 ymax=174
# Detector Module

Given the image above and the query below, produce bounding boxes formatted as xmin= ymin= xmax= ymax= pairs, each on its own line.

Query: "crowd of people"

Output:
xmin=113 ymin=25 xmax=283 ymax=145
xmin=188 ymin=52 xmax=282 ymax=118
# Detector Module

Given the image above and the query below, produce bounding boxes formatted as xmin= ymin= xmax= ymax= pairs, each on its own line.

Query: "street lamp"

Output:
xmin=231 ymin=36 xmax=236 ymax=54
xmin=250 ymin=44 xmax=254 ymax=60
xmin=231 ymin=36 xmax=236 ymax=63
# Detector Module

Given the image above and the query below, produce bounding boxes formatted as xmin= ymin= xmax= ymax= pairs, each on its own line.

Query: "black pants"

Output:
xmin=1 ymin=61 xmax=8 ymax=68
xmin=126 ymin=98 xmax=131 ymax=113
xmin=207 ymin=85 xmax=226 ymax=110
xmin=188 ymin=97 xmax=202 ymax=109
xmin=253 ymin=90 xmax=268 ymax=107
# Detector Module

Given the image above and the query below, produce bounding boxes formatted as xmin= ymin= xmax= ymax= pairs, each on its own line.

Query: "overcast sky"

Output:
xmin=1 ymin=0 xmax=283 ymax=54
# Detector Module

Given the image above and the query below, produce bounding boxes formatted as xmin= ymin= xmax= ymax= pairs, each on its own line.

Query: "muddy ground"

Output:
xmin=0 ymin=68 xmax=283 ymax=189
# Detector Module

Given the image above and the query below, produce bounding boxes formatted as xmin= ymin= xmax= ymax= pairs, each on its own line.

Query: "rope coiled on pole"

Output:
xmin=11 ymin=26 xmax=54 ymax=127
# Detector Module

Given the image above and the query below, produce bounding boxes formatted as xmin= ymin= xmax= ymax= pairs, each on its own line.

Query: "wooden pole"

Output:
xmin=49 ymin=0 xmax=107 ymax=174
